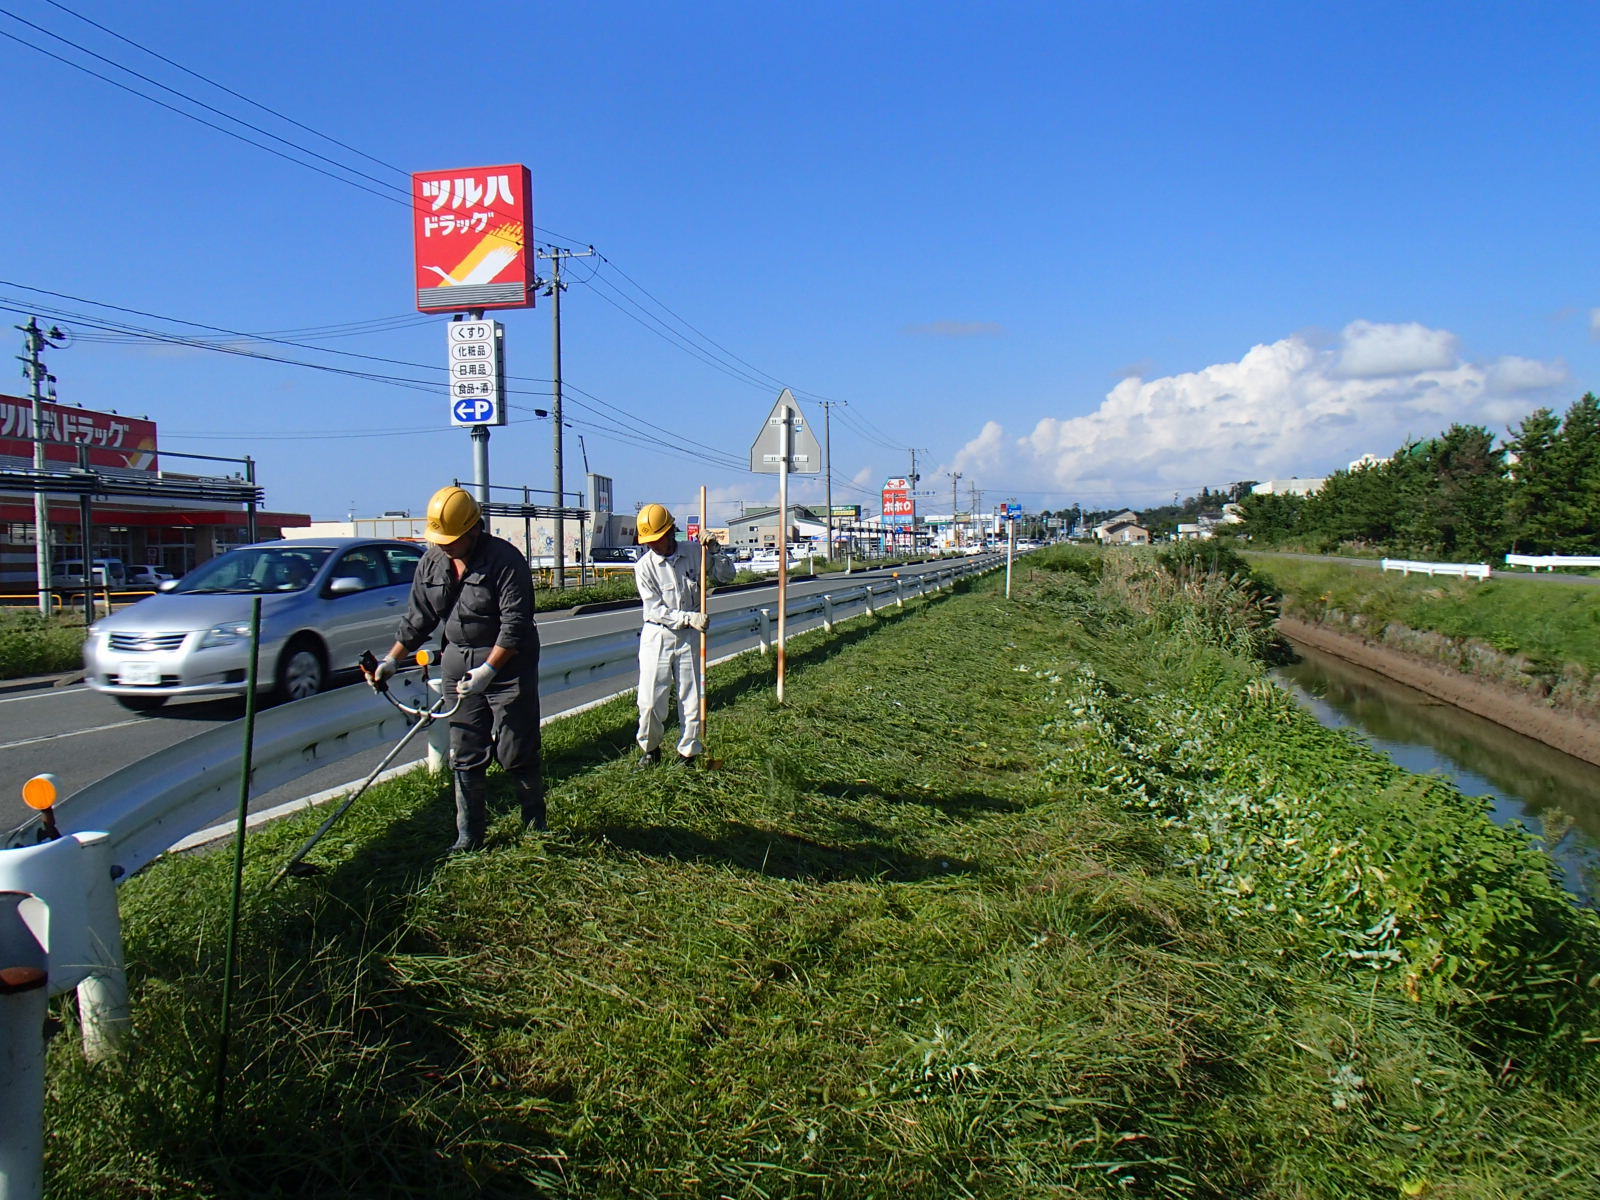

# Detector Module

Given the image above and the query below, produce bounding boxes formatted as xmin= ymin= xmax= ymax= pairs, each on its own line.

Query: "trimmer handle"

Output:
xmin=358 ymin=649 xmax=386 ymax=693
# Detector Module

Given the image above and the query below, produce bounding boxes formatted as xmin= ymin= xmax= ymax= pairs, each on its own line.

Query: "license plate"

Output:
xmin=119 ymin=660 xmax=161 ymax=686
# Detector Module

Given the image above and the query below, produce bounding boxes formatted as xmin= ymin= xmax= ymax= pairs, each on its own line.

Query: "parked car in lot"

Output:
xmin=127 ymin=563 xmax=175 ymax=586
xmin=587 ymin=545 xmax=642 ymax=566
xmin=84 ymin=538 xmax=426 ymax=711
xmin=746 ymin=547 xmax=805 ymax=573
xmin=50 ymin=558 xmax=127 ymax=590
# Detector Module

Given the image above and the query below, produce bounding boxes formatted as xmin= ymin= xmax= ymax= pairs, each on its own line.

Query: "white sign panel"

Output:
xmin=446 ymin=320 xmax=505 ymax=426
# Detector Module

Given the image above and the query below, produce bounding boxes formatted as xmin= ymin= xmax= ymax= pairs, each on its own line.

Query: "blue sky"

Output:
xmin=3 ymin=0 xmax=1597 ymax=524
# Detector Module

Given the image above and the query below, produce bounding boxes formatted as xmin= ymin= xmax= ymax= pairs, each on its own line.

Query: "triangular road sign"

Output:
xmin=750 ymin=388 xmax=822 ymax=473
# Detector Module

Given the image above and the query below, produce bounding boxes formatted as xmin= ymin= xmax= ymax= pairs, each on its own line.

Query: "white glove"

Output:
xmin=457 ymin=662 xmax=498 ymax=696
xmin=683 ymin=611 xmax=709 ymax=632
xmin=370 ymin=654 xmax=398 ymax=688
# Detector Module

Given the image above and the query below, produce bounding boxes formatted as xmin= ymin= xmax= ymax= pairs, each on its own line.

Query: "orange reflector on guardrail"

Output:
xmin=22 ymin=774 xmax=58 ymax=811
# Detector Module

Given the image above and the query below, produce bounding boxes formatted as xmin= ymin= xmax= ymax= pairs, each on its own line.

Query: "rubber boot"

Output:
xmin=516 ymin=777 xmax=548 ymax=833
xmin=450 ymin=769 xmax=488 ymax=853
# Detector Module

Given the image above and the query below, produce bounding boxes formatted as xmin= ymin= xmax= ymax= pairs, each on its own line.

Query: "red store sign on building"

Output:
xmin=0 ymin=396 xmax=158 ymax=472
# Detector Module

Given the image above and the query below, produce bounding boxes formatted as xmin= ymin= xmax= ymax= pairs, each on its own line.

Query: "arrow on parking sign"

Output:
xmin=452 ymin=397 xmax=497 ymax=424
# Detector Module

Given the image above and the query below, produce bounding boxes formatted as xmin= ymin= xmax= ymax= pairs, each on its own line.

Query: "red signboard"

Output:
xmin=0 ymin=395 xmax=158 ymax=472
xmin=881 ymin=476 xmax=914 ymax=526
xmin=411 ymin=164 xmax=534 ymax=313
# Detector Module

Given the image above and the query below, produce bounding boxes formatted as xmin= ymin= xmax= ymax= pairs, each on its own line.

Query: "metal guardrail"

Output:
xmin=4 ymin=558 xmax=990 ymax=877
xmin=1504 ymin=553 xmax=1600 ymax=571
xmin=1381 ymin=557 xmax=1491 ymax=581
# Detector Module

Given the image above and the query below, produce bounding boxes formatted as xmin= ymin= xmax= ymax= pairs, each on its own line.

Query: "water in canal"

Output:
xmin=1275 ymin=640 xmax=1600 ymax=903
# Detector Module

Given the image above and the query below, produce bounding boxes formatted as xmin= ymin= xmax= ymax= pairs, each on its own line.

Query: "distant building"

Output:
xmin=1100 ymin=520 xmax=1150 ymax=545
xmin=1092 ymin=510 xmax=1140 ymax=540
xmin=1250 ymin=478 xmax=1326 ymax=497
xmin=1348 ymin=453 xmax=1387 ymax=472
xmin=1 ymin=395 xmax=308 ymax=586
xmin=729 ymin=504 xmax=826 ymax=552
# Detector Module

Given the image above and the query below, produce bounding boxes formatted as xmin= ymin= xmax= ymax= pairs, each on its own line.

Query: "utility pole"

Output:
xmin=908 ymin=448 xmax=927 ymax=546
xmin=537 ymin=245 xmax=595 ymax=587
xmin=18 ymin=318 xmax=67 ymax=615
xmin=819 ymin=399 xmax=845 ymax=558
xmin=949 ymin=471 xmax=963 ymax=547
xmin=969 ymin=482 xmax=983 ymax=543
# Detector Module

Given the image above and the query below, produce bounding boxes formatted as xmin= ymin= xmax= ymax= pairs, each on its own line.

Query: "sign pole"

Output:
xmin=699 ymin=485 xmax=710 ymax=737
xmin=748 ymin=388 xmax=818 ymax=705
xmin=1006 ymin=505 xmax=1017 ymax=599
xmin=777 ymin=409 xmax=789 ymax=705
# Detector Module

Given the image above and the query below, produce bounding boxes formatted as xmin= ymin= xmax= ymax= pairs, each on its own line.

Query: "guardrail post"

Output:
xmin=895 ymin=577 xmax=905 ymax=608
xmin=822 ymin=594 xmax=834 ymax=633
xmin=758 ymin=608 xmax=772 ymax=656
xmin=0 ymin=890 xmax=48 ymax=1200
xmin=74 ymin=833 xmax=128 ymax=1062
xmin=864 ymin=586 xmax=876 ymax=618
xmin=425 ymin=675 xmax=449 ymax=773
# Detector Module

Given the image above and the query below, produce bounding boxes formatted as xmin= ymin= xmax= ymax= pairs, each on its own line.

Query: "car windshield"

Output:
xmin=171 ymin=546 xmax=332 ymax=595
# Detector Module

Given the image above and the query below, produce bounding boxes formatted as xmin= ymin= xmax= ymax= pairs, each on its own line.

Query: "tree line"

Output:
xmin=1233 ymin=392 xmax=1600 ymax=561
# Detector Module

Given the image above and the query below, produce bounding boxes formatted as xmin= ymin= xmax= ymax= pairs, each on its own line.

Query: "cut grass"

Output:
xmin=41 ymin=554 xmax=1600 ymax=1198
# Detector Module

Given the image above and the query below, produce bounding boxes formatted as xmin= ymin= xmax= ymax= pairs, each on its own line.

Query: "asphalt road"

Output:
xmin=0 ymin=558 xmax=975 ymax=837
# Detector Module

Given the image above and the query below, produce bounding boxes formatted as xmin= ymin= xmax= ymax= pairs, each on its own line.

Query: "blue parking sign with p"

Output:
xmin=452 ymin=397 xmax=499 ymax=424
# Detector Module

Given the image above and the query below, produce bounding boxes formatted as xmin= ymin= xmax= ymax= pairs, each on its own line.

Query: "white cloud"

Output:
xmin=952 ymin=321 xmax=1569 ymax=505
xmin=1590 ymin=308 xmax=1600 ymax=338
xmin=1335 ymin=319 xmax=1459 ymax=377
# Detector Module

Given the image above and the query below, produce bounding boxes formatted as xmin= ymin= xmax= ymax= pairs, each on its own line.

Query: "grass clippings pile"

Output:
xmin=43 ymin=550 xmax=1600 ymax=1198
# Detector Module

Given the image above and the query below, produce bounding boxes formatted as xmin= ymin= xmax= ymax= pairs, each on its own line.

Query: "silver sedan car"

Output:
xmin=84 ymin=538 xmax=426 ymax=712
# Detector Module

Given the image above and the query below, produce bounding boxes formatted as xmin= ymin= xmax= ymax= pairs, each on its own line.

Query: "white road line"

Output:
xmin=0 ymin=686 xmax=89 ymax=705
xmin=0 ymin=718 xmax=146 ymax=750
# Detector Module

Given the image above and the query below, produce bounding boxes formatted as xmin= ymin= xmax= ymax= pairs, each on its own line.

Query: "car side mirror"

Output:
xmin=327 ymin=576 xmax=364 ymax=595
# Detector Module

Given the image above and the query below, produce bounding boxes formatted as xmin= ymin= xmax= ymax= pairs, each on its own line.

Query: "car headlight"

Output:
xmin=199 ymin=621 xmax=255 ymax=649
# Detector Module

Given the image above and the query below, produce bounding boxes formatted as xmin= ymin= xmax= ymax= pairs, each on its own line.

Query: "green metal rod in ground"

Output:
xmin=212 ymin=596 xmax=261 ymax=1134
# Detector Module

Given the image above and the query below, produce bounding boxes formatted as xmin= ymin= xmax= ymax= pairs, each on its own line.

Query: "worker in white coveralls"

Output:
xmin=633 ymin=502 xmax=735 ymax=768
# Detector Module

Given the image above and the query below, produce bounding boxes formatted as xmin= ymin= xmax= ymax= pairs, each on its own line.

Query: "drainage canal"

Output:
xmin=1275 ymin=639 xmax=1600 ymax=903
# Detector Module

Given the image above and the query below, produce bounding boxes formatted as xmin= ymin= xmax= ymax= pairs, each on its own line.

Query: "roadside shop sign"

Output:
xmin=882 ymin=477 xmax=914 ymax=526
xmin=446 ymin=320 xmax=505 ymax=426
xmin=412 ymin=164 xmax=534 ymax=313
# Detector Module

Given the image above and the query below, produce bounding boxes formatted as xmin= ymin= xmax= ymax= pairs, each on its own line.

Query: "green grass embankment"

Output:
xmin=0 ymin=609 xmax=93 ymax=679
xmin=43 ymin=549 xmax=1600 ymax=1198
xmin=1246 ymin=553 xmax=1600 ymax=711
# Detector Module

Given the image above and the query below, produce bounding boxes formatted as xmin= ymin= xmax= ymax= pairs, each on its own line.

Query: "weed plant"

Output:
xmin=0 ymin=608 xmax=90 ymax=679
xmin=41 ymin=550 xmax=1600 ymax=1197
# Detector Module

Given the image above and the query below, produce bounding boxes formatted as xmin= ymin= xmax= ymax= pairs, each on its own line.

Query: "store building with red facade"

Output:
xmin=0 ymin=395 xmax=308 ymax=591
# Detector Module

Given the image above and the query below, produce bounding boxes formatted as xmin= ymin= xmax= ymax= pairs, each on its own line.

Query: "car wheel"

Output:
xmin=275 ymin=638 xmax=326 ymax=703
xmin=115 ymin=694 xmax=168 ymax=713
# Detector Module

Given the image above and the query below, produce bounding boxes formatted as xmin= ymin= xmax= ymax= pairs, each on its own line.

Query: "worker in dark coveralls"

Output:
xmin=365 ymin=485 xmax=544 ymax=850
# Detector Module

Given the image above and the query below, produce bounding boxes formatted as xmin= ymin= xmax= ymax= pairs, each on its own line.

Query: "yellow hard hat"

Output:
xmin=636 ymin=502 xmax=675 ymax=544
xmin=424 ymin=486 xmax=482 ymax=544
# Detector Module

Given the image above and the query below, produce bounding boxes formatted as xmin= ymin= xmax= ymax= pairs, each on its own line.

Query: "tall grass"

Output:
xmin=41 ymin=551 xmax=1600 ymax=1198
xmin=0 ymin=609 xmax=89 ymax=679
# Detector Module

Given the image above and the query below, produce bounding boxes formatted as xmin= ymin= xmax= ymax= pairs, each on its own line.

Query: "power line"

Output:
xmin=5 ymin=7 xmax=918 ymax=481
xmin=0 ymin=23 xmax=413 ymax=209
xmin=41 ymin=0 xmax=411 ymax=177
